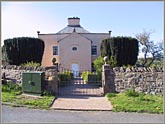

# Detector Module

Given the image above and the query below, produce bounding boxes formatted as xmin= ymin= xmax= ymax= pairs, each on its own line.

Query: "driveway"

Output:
xmin=2 ymin=105 xmax=164 ymax=123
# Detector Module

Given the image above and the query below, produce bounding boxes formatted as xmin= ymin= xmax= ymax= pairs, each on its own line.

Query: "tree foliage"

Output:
xmin=135 ymin=30 xmax=163 ymax=67
xmin=93 ymin=56 xmax=104 ymax=74
xmin=101 ymin=37 xmax=139 ymax=66
xmin=3 ymin=37 xmax=45 ymax=65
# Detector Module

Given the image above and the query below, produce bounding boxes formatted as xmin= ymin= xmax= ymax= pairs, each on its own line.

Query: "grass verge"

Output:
xmin=106 ymin=92 xmax=163 ymax=114
xmin=2 ymin=82 xmax=55 ymax=110
xmin=2 ymin=92 xmax=55 ymax=110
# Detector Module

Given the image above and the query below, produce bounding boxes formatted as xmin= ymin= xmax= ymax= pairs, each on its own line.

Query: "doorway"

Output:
xmin=72 ymin=64 xmax=79 ymax=77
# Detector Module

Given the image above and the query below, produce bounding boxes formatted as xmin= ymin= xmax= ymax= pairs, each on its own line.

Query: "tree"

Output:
xmin=3 ymin=37 xmax=45 ymax=65
xmin=136 ymin=30 xmax=163 ymax=67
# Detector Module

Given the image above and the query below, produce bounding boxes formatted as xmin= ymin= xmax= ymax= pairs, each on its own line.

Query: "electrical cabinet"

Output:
xmin=22 ymin=72 xmax=45 ymax=95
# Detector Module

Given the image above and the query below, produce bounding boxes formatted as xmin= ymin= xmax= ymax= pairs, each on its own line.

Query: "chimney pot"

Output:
xmin=37 ymin=31 xmax=40 ymax=35
xmin=109 ymin=30 xmax=112 ymax=37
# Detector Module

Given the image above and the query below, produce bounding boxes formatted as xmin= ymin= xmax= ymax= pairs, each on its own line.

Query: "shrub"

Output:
xmin=21 ymin=61 xmax=41 ymax=67
xmin=3 ymin=37 xmax=45 ymax=65
xmin=125 ymin=89 xmax=139 ymax=97
xmin=109 ymin=56 xmax=117 ymax=67
xmin=81 ymin=71 xmax=101 ymax=84
xmin=101 ymin=37 xmax=139 ymax=66
xmin=58 ymin=71 xmax=73 ymax=85
xmin=93 ymin=56 xmax=104 ymax=74
xmin=81 ymin=71 xmax=92 ymax=82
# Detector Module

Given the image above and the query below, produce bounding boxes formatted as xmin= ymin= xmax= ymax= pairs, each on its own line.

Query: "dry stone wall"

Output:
xmin=113 ymin=67 xmax=163 ymax=95
xmin=1 ymin=65 xmax=163 ymax=95
xmin=1 ymin=65 xmax=58 ymax=94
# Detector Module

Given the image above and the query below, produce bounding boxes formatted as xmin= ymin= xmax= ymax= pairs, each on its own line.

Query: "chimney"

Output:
xmin=68 ymin=17 xmax=80 ymax=27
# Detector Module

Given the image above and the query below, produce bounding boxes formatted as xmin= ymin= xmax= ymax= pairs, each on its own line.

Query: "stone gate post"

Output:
xmin=46 ymin=66 xmax=58 ymax=95
xmin=102 ymin=56 xmax=116 ymax=95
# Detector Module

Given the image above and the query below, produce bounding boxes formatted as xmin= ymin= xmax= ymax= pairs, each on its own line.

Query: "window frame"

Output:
xmin=53 ymin=46 xmax=58 ymax=55
xmin=91 ymin=45 xmax=97 ymax=56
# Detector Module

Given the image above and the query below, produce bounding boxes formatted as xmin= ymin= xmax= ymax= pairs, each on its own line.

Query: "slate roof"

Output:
xmin=56 ymin=26 xmax=90 ymax=34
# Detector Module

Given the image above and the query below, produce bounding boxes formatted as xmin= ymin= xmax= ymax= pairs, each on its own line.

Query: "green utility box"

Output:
xmin=22 ymin=72 xmax=45 ymax=95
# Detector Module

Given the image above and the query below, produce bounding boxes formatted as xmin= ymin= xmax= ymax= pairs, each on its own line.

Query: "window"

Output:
xmin=53 ymin=46 xmax=58 ymax=55
xmin=72 ymin=47 xmax=77 ymax=51
xmin=92 ymin=46 xmax=97 ymax=55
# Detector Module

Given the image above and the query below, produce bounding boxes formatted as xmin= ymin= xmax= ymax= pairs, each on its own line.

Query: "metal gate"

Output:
xmin=58 ymin=69 xmax=103 ymax=96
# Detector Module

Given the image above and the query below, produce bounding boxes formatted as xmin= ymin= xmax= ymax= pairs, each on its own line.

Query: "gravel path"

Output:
xmin=2 ymin=105 xmax=164 ymax=123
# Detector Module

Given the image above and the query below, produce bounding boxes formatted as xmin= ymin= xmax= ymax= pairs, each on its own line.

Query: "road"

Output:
xmin=2 ymin=105 xmax=164 ymax=123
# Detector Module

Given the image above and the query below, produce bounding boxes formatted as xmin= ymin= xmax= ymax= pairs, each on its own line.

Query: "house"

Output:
xmin=38 ymin=17 xmax=111 ymax=75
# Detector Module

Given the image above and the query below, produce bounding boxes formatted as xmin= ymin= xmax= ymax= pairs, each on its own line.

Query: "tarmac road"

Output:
xmin=2 ymin=105 xmax=164 ymax=123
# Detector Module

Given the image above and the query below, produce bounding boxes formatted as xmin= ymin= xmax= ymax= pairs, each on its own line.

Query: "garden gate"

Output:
xmin=58 ymin=67 xmax=103 ymax=96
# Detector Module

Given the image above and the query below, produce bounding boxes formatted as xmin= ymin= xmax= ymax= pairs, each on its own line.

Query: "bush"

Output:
xmin=81 ymin=71 xmax=92 ymax=82
xmin=109 ymin=56 xmax=117 ymax=67
xmin=3 ymin=37 xmax=45 ymax=65
xmin=21 ymin=61 xmax=41 ymax=67
xmin=93 ymin=56 xmax=104 ymax=74
xmin=81 ymin=71 xmax=101 ymax=84
xmin=58 ymin=72 xmax=73 ymax=85
xmin=101 ymin=37 xmax=139 ymax=66
xmin=125 ymin=89 xmax=139 ymax=97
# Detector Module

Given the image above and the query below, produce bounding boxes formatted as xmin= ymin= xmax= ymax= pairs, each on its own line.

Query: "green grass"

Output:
xmin=2 ymin=92 xmax=55 ymax=110
xmin=106 ymin=92 xmax=163 ymax=114
xmin=2 ymin=83 xmax=55 ymax=110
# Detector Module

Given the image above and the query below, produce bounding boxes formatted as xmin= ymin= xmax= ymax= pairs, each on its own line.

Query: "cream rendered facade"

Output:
xmin=38 ymin=17 xmax=110 ymax=72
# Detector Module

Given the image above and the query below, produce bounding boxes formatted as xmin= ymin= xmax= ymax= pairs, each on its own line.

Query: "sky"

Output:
xmin=1 ymin=1 xmax=164 ymax=57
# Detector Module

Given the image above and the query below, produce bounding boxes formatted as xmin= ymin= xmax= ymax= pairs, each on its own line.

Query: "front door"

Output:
xmin=72 ymin=64 xmax=79 ymax=77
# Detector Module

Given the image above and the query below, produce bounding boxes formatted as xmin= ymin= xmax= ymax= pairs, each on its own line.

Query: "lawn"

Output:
xmin=106 ymin=90 xmax=163 ymax=114
xmin=2 ymin=82 xmax=55 ymax=110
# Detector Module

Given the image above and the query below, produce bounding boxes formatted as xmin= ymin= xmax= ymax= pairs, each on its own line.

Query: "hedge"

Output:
xmin=3 ymin=37 xmax=45 ymax=65
xmin=101 ymin=37 xmax=139 ymax=66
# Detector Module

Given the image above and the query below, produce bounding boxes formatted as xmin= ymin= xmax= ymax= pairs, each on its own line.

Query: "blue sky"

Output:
xmin=1 ymin=1 xmax=164 ymax=57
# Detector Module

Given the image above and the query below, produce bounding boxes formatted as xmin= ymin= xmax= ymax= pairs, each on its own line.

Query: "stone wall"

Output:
xmin=1 ymin=65 xmax=58 ymax=94
xmin=113 ymin=67 xmax=163 ymax=95
xmin=1 ymin=65 xmax=163 ymax=95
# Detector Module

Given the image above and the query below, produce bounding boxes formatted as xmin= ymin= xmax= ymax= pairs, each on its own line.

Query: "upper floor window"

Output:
xmin=53 ymin=46 xmax=58 ymax=55
xmin=92 ymin=45 xmax=97 ymax=55
xmin=72 ymin=47 xmax=77 ymax=51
